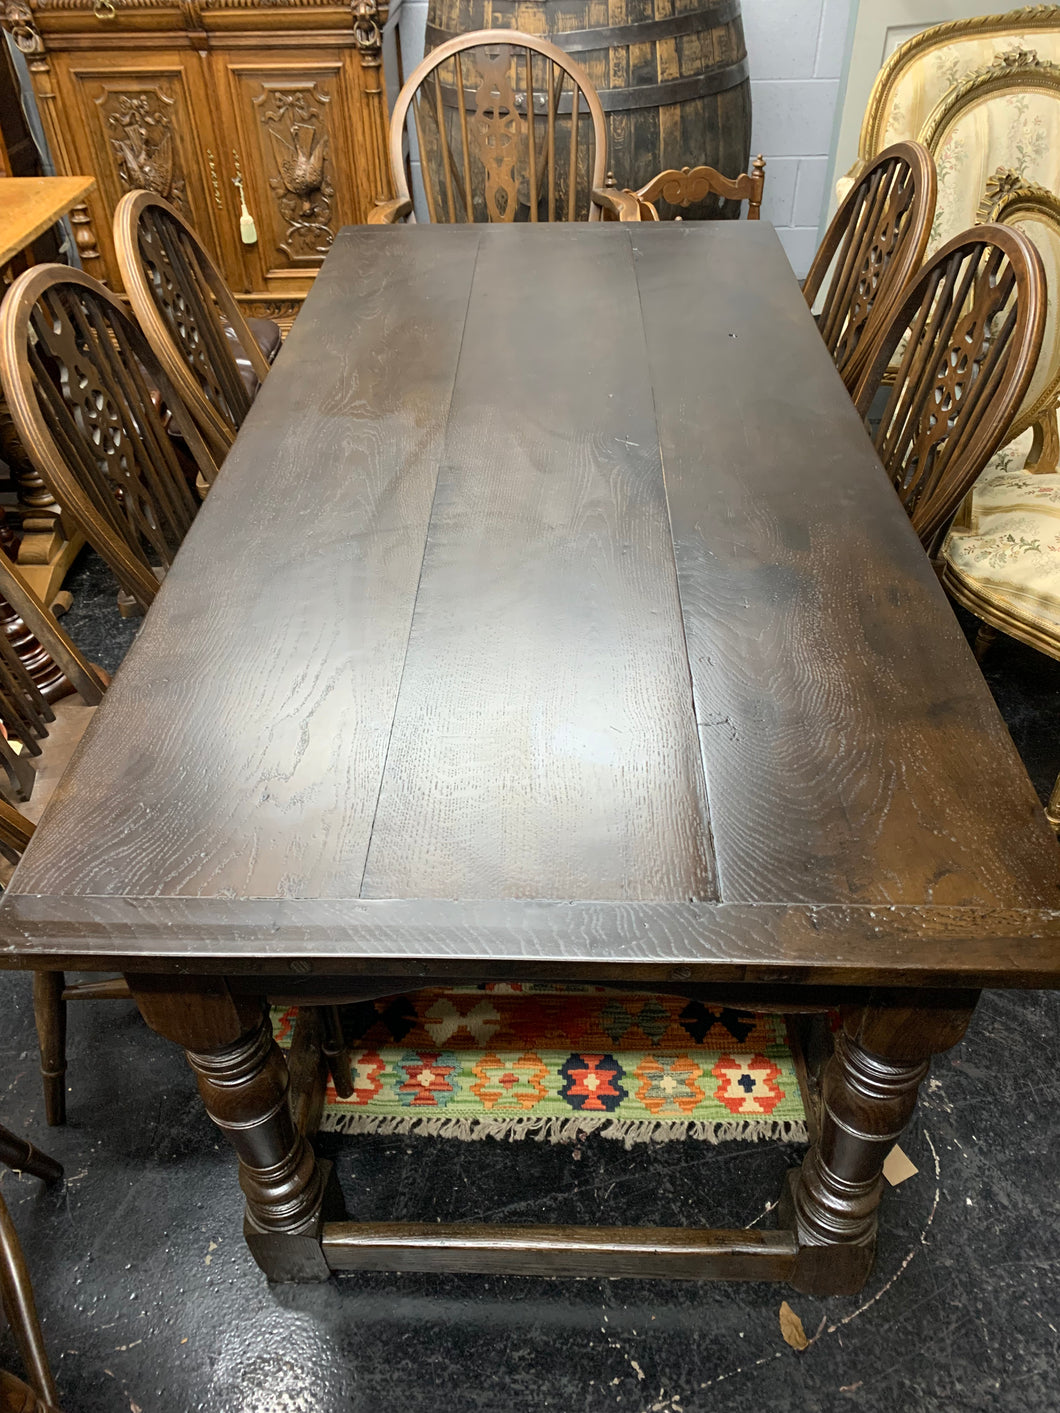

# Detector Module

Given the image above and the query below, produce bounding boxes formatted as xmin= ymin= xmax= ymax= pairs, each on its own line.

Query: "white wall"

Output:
xmin=743 ymin=0 xmax=855 ymax=276
xmin=383 ymin=0 xmax=855 ymax=276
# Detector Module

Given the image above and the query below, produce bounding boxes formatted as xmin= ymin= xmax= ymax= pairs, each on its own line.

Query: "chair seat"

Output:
xmin=942 ymin=462 xmax=1060 ymax=629
xmin=223 ymin=316 xmax=281 ymax=399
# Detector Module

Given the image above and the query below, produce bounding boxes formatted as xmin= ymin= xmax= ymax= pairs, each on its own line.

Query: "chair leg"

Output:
xmin=0 ymin=1193 xmax=59 ymax=1408
xmin=0 ymin=1366 xmax=59 ymax=1411
xmin=1047 ymin=772 xmax=1060 ymax=836
xmin=32 ymin=974 xmax=66 ymax=1127
xmin=0 ymin=1127 xmax=61 ymax=1186
xmin=321 ymin=1005 xmax=354 ymax=1098
xmin=973 ymin=621 xmax=998 ymax=663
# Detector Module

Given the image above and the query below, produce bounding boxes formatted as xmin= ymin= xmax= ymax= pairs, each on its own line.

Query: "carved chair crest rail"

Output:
xmin=627 ymin=155 xmax=766 ymax=221
xmin=844 ymin=5 xmax=1060 ymax=193
xmin=915 ymin=50 xmax=1060 ymax=268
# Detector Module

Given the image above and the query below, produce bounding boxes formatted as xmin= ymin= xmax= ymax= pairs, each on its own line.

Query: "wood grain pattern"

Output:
xmin=2 ymin=223 xmax=1059 ymax=996
xmin=362 ymin=227 xmax=715 ymax=900
xmin=0 ymin=176 xmax=95 ymax=266
xmin=6 ymin=227 xmax=479 ymax=902
xmin=4 ymin=899 xmax=1060 ymax=989
xmin=634 ymin=222 xmax=1060 ymax=911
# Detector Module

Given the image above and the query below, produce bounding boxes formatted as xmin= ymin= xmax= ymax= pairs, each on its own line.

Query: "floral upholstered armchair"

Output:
xmin=939 ymin=177 xmax=1060 ymax=830
xmin=917 ymin=49 xmax=1060 ymax=255
xmin=837 ymin=6 xmax=1060 ymax=202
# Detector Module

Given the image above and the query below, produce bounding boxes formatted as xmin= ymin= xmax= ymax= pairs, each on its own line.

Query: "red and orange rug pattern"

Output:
xmin=274 ymin=984 xmax=807 ymax=1148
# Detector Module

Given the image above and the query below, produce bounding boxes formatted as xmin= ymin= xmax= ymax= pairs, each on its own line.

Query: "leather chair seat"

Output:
xmin=224 ymin=316 xmax=282 ymax=399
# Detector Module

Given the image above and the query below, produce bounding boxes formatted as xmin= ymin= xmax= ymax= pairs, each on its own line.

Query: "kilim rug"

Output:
xmin=275 ymin=985 xmax=807 ymax=1148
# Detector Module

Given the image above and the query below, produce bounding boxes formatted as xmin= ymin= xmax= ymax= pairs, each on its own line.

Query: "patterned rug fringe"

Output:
xmin=318 ymin=1110 xmax=809 ymax=1150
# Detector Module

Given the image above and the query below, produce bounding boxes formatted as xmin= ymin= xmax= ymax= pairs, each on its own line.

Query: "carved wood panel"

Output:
xmin=0 ymin=3 xmax=394 ymax=310
xmin=49 ymin=55 xmax=225 ymax=292
xmin=215 ymin=58 xmax=364 ymax=282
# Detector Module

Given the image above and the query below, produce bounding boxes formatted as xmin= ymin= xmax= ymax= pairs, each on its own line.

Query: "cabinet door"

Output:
xmin=48 ymin=50 xmax=232 ymax=293
xmin=211 ymin=53 xmax=385 ymax=297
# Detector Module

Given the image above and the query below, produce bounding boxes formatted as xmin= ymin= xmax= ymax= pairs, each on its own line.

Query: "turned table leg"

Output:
xmin=32 ymin=973 xmax=66 ymax=1127
xmin=782 ymin=990 xmax=977 ymax=1296
xmin=128 ymin=976 xmax=343 ymax=1282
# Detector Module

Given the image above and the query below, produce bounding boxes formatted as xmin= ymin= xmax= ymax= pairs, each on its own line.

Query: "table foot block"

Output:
xmin=321 ymin=1221 xmax=798 ymax=1281
xmin=244 ymin=1158 xmax=346 ymax=1283
xmin=778 ymin=1168 xmax=876 ymax=1296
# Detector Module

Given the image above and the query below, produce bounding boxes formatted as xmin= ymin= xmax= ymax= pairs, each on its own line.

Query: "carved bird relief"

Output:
xmin=106 ymin=96 xmax=180 ymax=204
xmin=268 ymin=123 xmax=328 ymax=215
xmin=114 ymin=127 xmax=174 ymax=199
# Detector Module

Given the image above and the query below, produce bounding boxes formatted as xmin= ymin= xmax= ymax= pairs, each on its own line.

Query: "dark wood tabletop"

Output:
xmin=3 ymin=222 xmax=1059 ymax=989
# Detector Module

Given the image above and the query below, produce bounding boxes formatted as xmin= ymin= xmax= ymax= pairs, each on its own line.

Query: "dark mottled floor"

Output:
xmin=1 ymin=547 xmax=1058 ymax=1413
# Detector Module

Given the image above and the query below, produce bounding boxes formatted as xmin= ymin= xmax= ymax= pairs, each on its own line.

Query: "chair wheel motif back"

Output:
xmin=0 ymin=265 xmax=220 ymax=614
xmin=851 ymin=223 xmax=1046 ymax=552
xmin=114 ymin=191 xmax=272 ymax=461
xmin=803 ymin=141 xmax=937 ymax=393
xmin=371 ymin=30 xmax=609 ymax=224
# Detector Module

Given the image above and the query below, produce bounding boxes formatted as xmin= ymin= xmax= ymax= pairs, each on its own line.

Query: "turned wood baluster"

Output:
xmin=0 ymin=592 xmax=70 ymax=703
xmin=129 ymin=977 xmax=341 ymax=1280
xmin=187 ymin=1012 xmax=333 ymax=1279
xmin=785 ymin=992 xmax=976 ymax=1296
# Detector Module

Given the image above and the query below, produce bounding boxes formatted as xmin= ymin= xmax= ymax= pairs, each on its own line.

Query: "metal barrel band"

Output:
xmin=425 ymin=1 xmax=743 ymax=55
xmin=431 ymin=60 xmax=749 ymax=119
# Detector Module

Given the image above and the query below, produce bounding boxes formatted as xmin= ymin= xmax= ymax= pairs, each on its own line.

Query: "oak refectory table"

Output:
xmin=2 ymin=222 xmax=1059 ymax=1296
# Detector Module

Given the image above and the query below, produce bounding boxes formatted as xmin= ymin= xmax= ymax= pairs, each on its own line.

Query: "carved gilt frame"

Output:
xmin=917 ymin=46 xmax=1060 ymax=149
xmin=974 ymin=172 xmax=1060 ymax=465
xmin=857 ymin=5 xmax=1060 ymax=165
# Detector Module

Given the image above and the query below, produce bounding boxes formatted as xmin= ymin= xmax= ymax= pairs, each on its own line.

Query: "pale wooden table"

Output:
xmin=0 ymin=176 xmax=95 ymax=267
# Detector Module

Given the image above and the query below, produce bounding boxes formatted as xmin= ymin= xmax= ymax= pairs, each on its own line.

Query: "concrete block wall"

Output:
xmin=743 ymin=0 xmax=853 ymax=276
xmin=383 ymin=0 xmax=853 ymax=277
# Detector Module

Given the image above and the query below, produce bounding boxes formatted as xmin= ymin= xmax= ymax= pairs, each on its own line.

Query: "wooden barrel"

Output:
xmin=424 ymin=0 xmax=752 ymax=218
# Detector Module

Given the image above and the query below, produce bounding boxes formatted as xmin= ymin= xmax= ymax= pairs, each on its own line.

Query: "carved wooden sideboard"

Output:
xmin=1 ymin=0 xmax=392 ymax=320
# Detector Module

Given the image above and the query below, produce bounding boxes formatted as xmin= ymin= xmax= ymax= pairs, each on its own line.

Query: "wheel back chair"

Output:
xmin=113 ymin=190 xmax=280 ymax=463
xmin=803 ymin=141 xmax=937 ymax=395
xmin=369 ymin=30 xmax=639 ymax=224
xmin=850 ymin=222 xmax=1046 ymax=558
xmin=0 ymin=1122 xmax=64 ymax=1412
xmin=0 ymin=264 xmax=220 ymax=617
xmin=624 ymin=154 xmax=767 ymax=221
